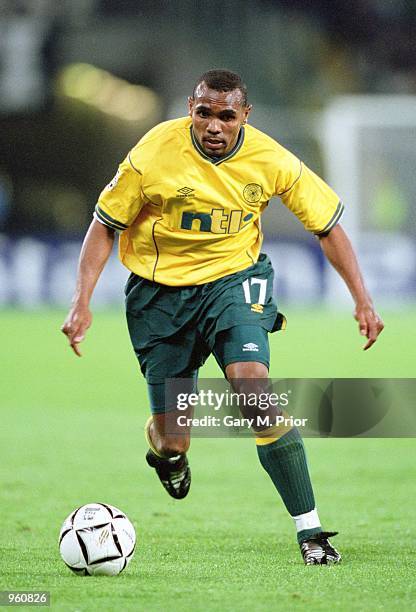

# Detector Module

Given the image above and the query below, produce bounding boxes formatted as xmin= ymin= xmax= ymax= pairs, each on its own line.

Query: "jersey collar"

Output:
xmin=190 ymin=126 xmax=245 ymax=165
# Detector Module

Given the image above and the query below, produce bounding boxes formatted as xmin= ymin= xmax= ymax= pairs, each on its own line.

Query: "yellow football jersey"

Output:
xmin=95 ymin=116 xmax=343 ymax=285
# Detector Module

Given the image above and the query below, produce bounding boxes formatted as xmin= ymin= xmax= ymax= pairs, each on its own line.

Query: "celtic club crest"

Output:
xmin=243 ymin=183 xmax=263 ymax=203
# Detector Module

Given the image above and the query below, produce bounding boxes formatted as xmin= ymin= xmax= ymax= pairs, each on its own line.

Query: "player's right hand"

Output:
xmin=61 ymin=305 xmax=93 ymax=357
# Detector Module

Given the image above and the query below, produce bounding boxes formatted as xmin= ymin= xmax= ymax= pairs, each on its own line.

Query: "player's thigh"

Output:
xmin=125 ymin=274 xmax=210 ymax=414
xmin=137 ymin=342 xmax=205 ymax=414
xmin=212 ymin=324 xmax=271 ymax=374
xmin=213 ymin=325 xmax=278 ymax=425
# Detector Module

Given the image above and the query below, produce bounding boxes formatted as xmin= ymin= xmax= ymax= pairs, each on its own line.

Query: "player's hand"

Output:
xmin=354 ymin=303 xmax=384 ymax=350
xmin=61 ymin=304 xmax=93 ymax=357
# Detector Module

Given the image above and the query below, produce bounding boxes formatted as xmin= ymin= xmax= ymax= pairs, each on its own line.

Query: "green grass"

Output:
xmin=0 ymin=309 xmax=415 ymax=611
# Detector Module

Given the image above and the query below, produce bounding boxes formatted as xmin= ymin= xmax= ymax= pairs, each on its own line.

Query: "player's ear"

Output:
xmin=187 ymin=96 xmax=194 ymax=115
xmin=243 ymin=104 xmax=253 ymax=124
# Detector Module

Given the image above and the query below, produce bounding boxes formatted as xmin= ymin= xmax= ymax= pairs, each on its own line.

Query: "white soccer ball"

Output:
xmin=59 ymin=503 xmax=136 ymax=576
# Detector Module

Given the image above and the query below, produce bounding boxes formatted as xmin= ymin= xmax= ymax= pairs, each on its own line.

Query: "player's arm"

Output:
xmin=318 ymin=224 xmax=384 ymax=350
xmin=276 ymin=154 xmax=384 ymax=349
xmin=61 ymin=219 xmax=115 ymax=356
xmin=62 ymin=152 xmax=145 ymax=356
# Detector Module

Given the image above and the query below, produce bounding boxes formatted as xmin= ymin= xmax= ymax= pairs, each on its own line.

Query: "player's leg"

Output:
xmin=138 ymin=351 xmax=198 ymax=500
xmin=214 ymin=326 xmax=340 ymax=564
xmin=197 ymin=254 xmax=340 ymax=563
xmin=144 ymin=377 xmax=195 ymax=457
xmin=144 ymin=413 xmax=192 ymax=500
xmin=142 ymin=370 xmax=196 ymax=501
xmin=125 ymin=275 xmax=208 ymax=499
xmin=142 ymin=396 xmax=194 ymax=499
xmin=214 ymin=327 xmax=322 ymax=539
xmin=146 ymin=413 xmax=190 ymax=456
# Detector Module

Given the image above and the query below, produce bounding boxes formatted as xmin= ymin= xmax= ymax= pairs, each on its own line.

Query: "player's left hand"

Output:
xmin=354 ymin=303 xmax=384 ymax=350
xmin=61 ymin=304 xmax=93 ymax=357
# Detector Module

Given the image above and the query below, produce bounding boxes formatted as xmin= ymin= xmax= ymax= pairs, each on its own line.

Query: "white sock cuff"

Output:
xmin=292 ymin=508 xmax=321 ymax=532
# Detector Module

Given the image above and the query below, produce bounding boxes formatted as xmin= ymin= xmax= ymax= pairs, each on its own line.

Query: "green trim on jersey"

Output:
xmin=190 ymin=126 xmax=245 ymax=165
xmin=315 ymin=201 xmax=344 ymax=235
xmin=95 ymin=204 xmax=129 ymax=231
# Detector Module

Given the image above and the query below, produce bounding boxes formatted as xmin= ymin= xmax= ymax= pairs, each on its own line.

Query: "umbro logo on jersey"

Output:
xmin=242 ymin=343 xmax=259 ymax=352
xmin=177 ymin=186 xmax=195 ymax=198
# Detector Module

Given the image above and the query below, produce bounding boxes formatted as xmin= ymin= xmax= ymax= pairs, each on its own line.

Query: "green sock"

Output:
xmin=256 ymin=428 xmax=322 ymax=543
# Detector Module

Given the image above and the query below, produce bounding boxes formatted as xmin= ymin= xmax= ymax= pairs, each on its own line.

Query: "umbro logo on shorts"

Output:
xmin=242 ymin=342 xmax=259 ymax=352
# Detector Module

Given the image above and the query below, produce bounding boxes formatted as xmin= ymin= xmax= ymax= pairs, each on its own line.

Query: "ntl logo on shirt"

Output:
xmin=180 ymin=209 xmax=254 ymax=234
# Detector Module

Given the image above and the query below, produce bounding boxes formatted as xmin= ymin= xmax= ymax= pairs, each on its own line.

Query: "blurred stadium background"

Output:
xmin=1 ymin=0 xmax=415 ymax=309
xmin=1 ymin=3 xmax=416 ymax=608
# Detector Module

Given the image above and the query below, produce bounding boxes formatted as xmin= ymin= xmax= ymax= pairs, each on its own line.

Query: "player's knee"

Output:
xmin=158 ymin=435 xmax=190 ymax=457
xmin=226 ymin=361 xmax=268 ymax=381
xmin=226 ymin=362 xmax=270 ymax=401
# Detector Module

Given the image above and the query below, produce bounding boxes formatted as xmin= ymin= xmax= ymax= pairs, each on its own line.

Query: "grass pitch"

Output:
xmin=1 ymin=308 xmax=415 ymax=611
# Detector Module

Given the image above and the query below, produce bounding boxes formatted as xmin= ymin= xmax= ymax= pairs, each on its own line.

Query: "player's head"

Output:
xmin=188 ymin=69 xmax=252 ymax=158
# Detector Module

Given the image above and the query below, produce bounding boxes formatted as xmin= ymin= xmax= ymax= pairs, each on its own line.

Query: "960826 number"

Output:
xmin=0 ymin=591 xmax=49 ymax=606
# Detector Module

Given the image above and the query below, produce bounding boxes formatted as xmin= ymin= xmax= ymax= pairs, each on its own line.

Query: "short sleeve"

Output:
xmin=276 ymin=158 xmax=344 ymax=235
xmin=94 ymin=153 xmax=145 ymax=231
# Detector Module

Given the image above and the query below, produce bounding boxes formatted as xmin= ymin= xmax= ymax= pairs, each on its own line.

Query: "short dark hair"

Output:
xmin=193 ymin=69 xmax=248 ymax=106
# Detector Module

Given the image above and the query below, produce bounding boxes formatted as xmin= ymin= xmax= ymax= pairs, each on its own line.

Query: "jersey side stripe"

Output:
xmin=95 ymin=204 xmax=129 ymax=231
xmin=151 ymin=218 xmax=162 ymax=282
xmin=315 ymin=201 xmax=344 ymax=235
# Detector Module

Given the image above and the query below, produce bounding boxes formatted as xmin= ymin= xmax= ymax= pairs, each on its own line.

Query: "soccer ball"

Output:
xmin=59 ymin=503 xmax=136 ymax=576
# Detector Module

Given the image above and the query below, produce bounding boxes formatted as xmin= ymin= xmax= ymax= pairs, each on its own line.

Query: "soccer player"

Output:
xmin=62 ymin=70 xmax=384 ymax=565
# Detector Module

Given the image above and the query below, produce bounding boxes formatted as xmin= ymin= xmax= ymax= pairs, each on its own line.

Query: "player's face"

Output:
xmin=188 ymin=83 xmax=251 ymax=157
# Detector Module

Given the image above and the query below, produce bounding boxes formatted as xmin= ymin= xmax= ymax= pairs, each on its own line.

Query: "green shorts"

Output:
xmin=125 ymin=253 xmax=286 ymax=413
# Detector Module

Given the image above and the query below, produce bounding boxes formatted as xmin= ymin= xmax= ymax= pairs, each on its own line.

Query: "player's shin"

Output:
xmin=255 ymin=425 xmax=322 ymax=543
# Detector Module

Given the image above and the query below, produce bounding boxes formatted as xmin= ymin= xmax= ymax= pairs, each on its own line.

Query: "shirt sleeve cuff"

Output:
xmin=94 ymin=204 xmax=129 ymax=231
xmin=314 ymin=201 xmax=344 ymax=236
